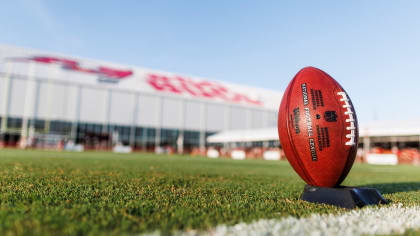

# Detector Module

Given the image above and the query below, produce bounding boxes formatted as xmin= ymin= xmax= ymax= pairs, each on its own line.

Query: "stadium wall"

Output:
xmin=0 ymin=45 xmax=282 ymax=151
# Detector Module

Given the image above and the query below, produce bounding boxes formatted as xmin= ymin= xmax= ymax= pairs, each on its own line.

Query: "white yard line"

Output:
xmin=167 ymin=204 xmax=420 ymax=236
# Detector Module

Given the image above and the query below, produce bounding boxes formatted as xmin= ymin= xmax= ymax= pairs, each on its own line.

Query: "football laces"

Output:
xmin=337 ymin=91 xmax=356 ymax=146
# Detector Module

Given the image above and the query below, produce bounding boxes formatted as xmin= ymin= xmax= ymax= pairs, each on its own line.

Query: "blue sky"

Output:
xmin=1 ymin=0 xmax=419 ymax=124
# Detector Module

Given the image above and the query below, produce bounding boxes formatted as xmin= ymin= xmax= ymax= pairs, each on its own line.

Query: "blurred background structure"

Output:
xmin=1 ymin=45 xmax=420 ymax=165
xmin=2 ymin=2 xmax=420 ymax=165
xmin=0 ymin=45 xmax=280 ymax=153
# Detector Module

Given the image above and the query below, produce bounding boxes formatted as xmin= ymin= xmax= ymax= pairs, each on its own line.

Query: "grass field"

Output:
xmin=1 ymin=149 xmax=420 ymax=235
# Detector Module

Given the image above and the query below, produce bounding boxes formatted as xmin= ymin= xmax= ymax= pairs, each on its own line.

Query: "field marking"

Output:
xmin=170 ymin=204 xmax=420 ymax=236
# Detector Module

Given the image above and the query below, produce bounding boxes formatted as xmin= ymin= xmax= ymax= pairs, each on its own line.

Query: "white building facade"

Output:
xmin=0 ymin=45 xmax=282 ymax=151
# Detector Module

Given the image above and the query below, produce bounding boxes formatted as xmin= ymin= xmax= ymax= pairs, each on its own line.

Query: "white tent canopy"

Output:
xmin=358 ymin=120 xmax=420 ymax=137
xmin=207 ymin=128 xmax=278 ymax=143
xmin=207 ymin=119 xmax=420 ymax=143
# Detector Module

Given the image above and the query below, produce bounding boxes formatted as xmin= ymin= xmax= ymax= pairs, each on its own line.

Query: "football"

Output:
xmin=278 ymin=67 xmax=358 ymax=187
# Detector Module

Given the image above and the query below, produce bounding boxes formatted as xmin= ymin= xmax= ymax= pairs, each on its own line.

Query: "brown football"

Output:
xmin=278 ymin=67 xmax=358 ymax=187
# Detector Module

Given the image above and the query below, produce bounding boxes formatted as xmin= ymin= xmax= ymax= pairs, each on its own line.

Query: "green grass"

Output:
xmin=0 ymin=149 xmax=420 ymax=235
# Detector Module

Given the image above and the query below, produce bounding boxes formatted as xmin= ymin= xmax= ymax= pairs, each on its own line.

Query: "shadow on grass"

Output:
xmin=359 ymin=182 xmax=420 ymax=194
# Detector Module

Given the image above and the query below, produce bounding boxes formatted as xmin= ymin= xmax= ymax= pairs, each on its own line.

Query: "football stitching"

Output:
xmin=337 ymin=91 xmax=356 ymax=146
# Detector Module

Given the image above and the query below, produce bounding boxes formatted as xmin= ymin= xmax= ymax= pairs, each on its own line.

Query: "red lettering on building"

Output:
xmin=175 ymin=77 xmax=199 ymax=96
xmin=26 ymin=56 xmax=133 ymax=80
xmin=147 ymin=74 xmax=263 ymax=106
xmin=147 ymin=74 xmax=182 ymax=93
xmin=11 ymin=56 xmax=263 ymax=106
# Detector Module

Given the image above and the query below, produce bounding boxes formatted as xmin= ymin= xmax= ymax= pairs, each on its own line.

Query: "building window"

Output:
xmin=160 ymin=128 xmax=179 ymax=147
xmin=184 ymin=130 xmax=200 ymax=146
